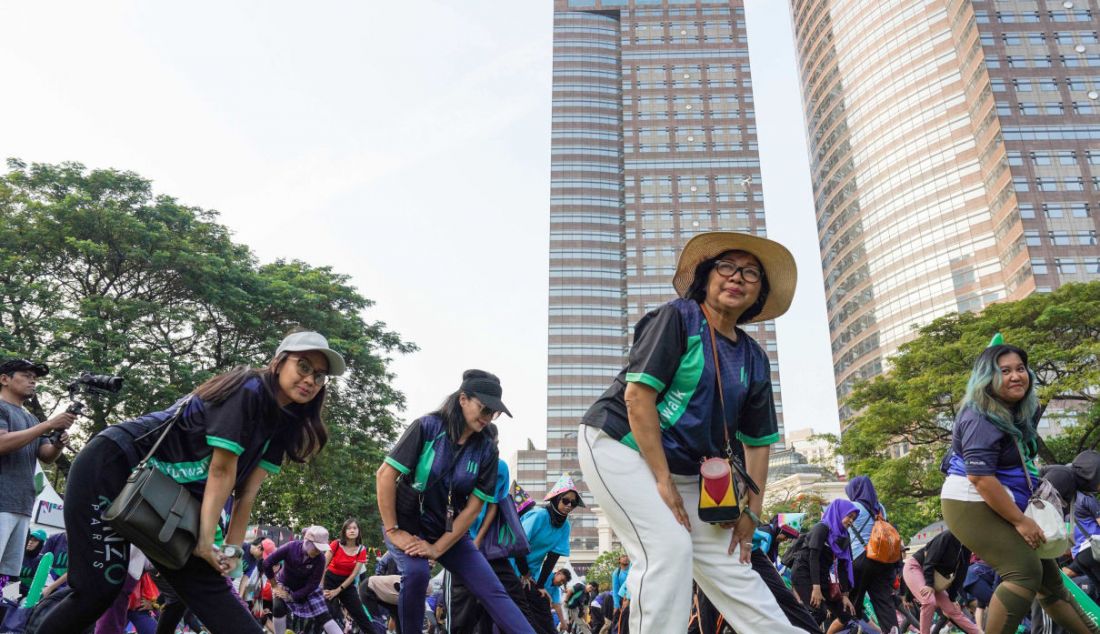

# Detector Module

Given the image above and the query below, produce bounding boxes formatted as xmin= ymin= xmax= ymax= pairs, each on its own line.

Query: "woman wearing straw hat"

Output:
xmin=577 ymin=231 xmax=803 ymax=633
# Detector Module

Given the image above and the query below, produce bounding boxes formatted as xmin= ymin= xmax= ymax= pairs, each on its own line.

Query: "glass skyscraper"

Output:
xmin=791 ymin=0 xmax=1100 ymax=418
xmin=548 ymin=0 xmax=784 ymax=563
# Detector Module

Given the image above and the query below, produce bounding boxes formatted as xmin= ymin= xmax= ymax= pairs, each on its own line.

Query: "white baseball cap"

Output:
xmin=275 ymin=331 xmax=346 ymax=376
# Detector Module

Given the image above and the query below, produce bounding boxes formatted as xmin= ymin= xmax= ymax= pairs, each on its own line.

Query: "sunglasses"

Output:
xmin=559 ymin=496 xmax=580 ymax=508
xmin=290 ymin=356 xmax=329 ymax=386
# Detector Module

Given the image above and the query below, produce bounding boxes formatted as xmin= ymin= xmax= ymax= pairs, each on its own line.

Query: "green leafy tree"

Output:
xmin=0 ymin=159 xmax=416 ymax=531
xmin=585 ymin=548 xmax=626 ymax=590
xmin=841 ymin=281 xmax=1100 ymax=537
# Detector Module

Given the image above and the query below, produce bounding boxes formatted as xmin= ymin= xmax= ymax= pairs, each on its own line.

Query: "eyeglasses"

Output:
xmin=480 ymin=405 xmax=502 ymax=421
xmin=291 ymin=356 xmax=329 ymax=386
xmin=559 ymin=497 xmax=580 ymax=508
xmin=714 ymin=260 xmax=762 ymax=283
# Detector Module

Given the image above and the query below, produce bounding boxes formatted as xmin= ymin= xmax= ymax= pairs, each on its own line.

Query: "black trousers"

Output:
xmin=520 ymin=581 xmax=558 ymax=634
xmin=323 ymin=570 xmax=383 ymax=633
xmin=850 ymin=554 xmax=898 ymax=633
xmin=28 ymin=436 xmax=263 ymax=634
xmin=450 ymin=558 xmax=526 ymax=634
xmin=750 ymin=550 xmax=823 ymax=633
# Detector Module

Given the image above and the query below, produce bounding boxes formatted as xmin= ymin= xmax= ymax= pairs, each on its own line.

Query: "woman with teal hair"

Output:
xmin=941 ymin=341 xmax=1097 ymax=633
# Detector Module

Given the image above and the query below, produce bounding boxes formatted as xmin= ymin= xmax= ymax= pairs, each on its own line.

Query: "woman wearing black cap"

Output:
xmin=376 ymin=369 xmax=533 ymax=634
xmin=30 ymin=330 xmax=345 ymax=634
xmin=578 ymin=231 xmax=802 ymax=633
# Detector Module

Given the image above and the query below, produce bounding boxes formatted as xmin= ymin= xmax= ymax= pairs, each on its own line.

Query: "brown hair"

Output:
xmin=191 ymin=352 xmax=328 ymax=462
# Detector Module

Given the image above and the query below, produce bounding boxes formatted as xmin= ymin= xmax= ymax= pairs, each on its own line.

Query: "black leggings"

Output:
xmin=851 ymin=554 xmax=898 ymax=632
xmin=323 ymin=570 xmax=379 ymax=632
xmin=27 ymin=436 xmax=263 ymax=634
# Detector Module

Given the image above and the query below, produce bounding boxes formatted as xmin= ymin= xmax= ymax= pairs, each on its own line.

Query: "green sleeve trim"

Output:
xmin=473 ymin=488 xmax=495 ymax=503
xmin=259 ymin=460 xmax=281 ymax=474
xmin=619 ymin=432 xmax=640 ymax=451
xmin=736 ymin=431 xmax=780 ymax=447
xmin=625 ymin=372 xmax=666 ymax=393
xmin=384 ymin=456 xmax=411 ymax=475
xmin=206 ymin=435 xmax=245 ymax=456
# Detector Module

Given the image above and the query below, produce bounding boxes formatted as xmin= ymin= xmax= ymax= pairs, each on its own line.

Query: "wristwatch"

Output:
xmin=221 ymin=544 xmax=244 ymax=558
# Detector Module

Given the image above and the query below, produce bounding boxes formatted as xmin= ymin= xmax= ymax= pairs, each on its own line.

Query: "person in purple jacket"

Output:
xmin=263 ymin=526 xmax=342 ymax=634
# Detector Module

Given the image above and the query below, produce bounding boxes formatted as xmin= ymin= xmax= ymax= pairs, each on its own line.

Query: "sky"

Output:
xmin=0 ymin=0 xmax=839 ymax=460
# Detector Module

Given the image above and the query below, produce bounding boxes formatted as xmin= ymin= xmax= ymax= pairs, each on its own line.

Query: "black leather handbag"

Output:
xmin=102 ymin=397 xmax=200 ymax=570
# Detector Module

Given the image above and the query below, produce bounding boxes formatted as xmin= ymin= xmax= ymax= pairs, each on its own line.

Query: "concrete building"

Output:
xmin=764 ymin=472 xmax=849 ymax=509
xmin=547 ymin=0 xmax=786 ymax=561
xmin=790 ymin=0 xmax=1100 ymax=419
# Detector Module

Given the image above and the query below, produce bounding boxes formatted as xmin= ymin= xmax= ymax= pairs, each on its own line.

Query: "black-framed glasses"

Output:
xmin=291 ymin=356 xmax=329 ymax=386
xmin=559 ymin=496 xmax=580 ymax=508
xmin=714 ymin=260 xmax=762 ymax=283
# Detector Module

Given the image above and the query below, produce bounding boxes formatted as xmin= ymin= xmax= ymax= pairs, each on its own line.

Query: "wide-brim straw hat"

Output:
xmin=672 ymin=231 xmax=798 ymax=323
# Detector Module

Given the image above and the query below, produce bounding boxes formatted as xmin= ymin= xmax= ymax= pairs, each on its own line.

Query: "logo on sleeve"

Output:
xmin=466 ymin=460 xmax=478 ymax=474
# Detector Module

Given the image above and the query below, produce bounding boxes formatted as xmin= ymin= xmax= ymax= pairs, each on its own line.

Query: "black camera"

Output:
xmin=65 ymin=372 xmax=124 ymax=416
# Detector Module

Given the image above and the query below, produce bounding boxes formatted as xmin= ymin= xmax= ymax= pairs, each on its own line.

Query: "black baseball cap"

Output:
xmin=460 ymin=371 xmax=513 ymax=418
xmin=0 ymin=359 xmax=49 ymax=377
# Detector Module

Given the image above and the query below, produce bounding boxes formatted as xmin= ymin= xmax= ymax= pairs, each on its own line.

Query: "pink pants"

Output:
xmin=901 ymin=557 xmax=981 ymax=634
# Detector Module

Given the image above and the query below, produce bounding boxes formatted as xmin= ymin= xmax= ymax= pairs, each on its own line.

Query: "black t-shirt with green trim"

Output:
xmin=385 ymin=414 xmax=498 ymax=541
xmin=100 ymin=375 xmax=295 ymax=497
xmin=582 ymin=298 xmax=778 ymax=475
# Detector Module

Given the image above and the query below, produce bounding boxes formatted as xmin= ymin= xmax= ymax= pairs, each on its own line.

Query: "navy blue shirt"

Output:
xmin=100 ymin=376 xmax=295 ymax=497
xmin=385 ymin=415 xmax=498 ymax=541
xmin=943 ymin=405 xmax=1038 ymax=510
xmin=582 ymin=299 xmax=779 ymax=475
xmin=1073 ymin=492 xmax=1100 ymax=555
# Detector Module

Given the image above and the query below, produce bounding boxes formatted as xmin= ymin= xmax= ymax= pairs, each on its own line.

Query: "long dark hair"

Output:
xmin=684 ymin=250 xmax=770 ymax=324
xmin=339 ymin=518 xmax=362 ymax=547
xmin=431 ymin=369 xmax=500 ymax=445
xmin=191 ymin=352 xmax=328 ymax=462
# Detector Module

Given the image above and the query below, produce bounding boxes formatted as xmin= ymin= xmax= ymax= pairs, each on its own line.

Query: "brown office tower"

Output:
xmin=791 ymin=0 xmax=1100 ymax=419
xmin=549 ymin=0 xmax=784 ymax=566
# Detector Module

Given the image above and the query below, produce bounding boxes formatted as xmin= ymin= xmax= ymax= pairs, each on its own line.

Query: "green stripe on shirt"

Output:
xmin=384 ymin=456 xmax=411 ymax=475
xmin=206 ymin=435 xmax=245 ymax=456
xmin=625 ymin=372 xmax=667 ymax=393
xmin=736 ymin=431 xmax=780 ymax=447
xmin=259 ymin=459 xmax=281 ymax=474
xmin=473 ymin=488 xmax=495 ymax=503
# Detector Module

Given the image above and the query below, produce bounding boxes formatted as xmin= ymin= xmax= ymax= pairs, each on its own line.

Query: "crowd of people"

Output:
xmin=0 ymin=230 xmax=1098 ymax=633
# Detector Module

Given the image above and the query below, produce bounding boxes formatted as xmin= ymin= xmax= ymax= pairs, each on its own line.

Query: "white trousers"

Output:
xmin=578 ymin=425 xmax=802 ymax=634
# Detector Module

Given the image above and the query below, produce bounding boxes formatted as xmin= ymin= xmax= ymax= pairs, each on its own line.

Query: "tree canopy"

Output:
xmin=0 ymin=159 xmax=416 ymax=532
xmin=840 ymin=281 xmax=1100 ymax=538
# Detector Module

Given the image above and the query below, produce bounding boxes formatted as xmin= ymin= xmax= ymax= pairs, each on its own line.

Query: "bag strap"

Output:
xmin=1014 ymin=439 xmax=1036 ymax=495
xmin=701 ymin=304 xmax=733 ymax=459
xmin=700 ymin=303 xmax=759 ymax=496
xmin=134 ymin=396 xmax=194 ymax=470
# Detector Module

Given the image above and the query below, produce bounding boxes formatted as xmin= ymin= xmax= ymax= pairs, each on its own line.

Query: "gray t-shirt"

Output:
xmin=0 ymin=401 xmax=43 ymax=516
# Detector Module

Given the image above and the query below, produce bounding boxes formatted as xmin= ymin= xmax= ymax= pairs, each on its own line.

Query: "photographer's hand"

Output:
xmin=45 ymin=411 xmax=76 ymax=431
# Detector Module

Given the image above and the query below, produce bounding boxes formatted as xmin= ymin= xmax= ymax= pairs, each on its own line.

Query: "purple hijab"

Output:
xmin=845 ymin=475 xmax=883 ymax=517
xmin=820 ymin=498 xmax=858 ymax=584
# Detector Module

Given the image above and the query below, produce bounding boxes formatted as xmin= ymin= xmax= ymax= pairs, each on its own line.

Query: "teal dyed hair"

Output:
xmin=962 ymin=344 xmax=1039 ymax=444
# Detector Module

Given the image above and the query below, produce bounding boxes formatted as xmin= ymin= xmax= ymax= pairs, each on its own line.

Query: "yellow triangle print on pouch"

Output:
xmin=700 ymin=459 xmax=736 ymax=508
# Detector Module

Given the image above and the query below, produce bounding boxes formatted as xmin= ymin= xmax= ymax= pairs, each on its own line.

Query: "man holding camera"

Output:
xmin=0 ymin=359 xmax=75 ymax=585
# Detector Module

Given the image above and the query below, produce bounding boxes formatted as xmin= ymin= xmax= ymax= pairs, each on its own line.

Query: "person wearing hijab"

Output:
xmin=844 ymin=475 xmax=897 ymax=633
xmin=941 ymin=340 xmax=1098 ymax=634
xmin=790 ymin=500 xmax=858 ymax=629
xmin=513 ymin=473 xmax=581 ymax=634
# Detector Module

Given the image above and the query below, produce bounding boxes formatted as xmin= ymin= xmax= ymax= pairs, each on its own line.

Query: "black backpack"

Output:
xmin=780 ymin=533 xmax=809 ymax=569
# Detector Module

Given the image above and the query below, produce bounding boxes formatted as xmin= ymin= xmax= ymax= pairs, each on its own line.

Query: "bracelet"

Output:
xmin=384 ymin=526 xmax=399 ymax=534
xmin=744 ymin=507 xmax=763 ymax=527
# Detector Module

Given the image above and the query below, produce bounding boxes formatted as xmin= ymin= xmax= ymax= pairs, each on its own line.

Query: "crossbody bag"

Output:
xmin=697 ymin=305 xmax=759 ymax=525
xmin=103 ymin=396 xmax=200 ymax=570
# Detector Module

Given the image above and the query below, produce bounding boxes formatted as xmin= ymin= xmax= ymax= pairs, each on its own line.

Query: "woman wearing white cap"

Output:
xmin=263 ymin=526 xmax=346 ymax=634
xmin=578 ymin=232 xmax=804 ymax=633
xmin=31 ymin=331 xmax=345 ymax=634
